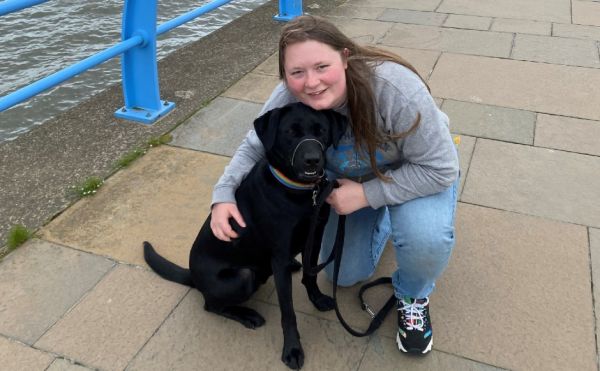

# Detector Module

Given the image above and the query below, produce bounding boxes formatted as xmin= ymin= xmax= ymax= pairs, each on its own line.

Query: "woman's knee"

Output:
xmin=392 ymin=222 xmax=455 ymax=257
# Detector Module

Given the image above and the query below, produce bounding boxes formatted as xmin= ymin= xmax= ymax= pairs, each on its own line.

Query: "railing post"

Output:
xmin=114 ymin=0 xmax=174 ymax=124
xmin=274 ymin=0 xmax=302 ymax=22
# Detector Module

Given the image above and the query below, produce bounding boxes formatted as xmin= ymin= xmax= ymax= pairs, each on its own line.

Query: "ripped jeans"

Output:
xmin=320 ymin=180 xmax=458 ymax=299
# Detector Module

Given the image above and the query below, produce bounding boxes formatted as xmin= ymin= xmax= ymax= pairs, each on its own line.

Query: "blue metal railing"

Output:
xmin=0 ymin=0 xmax=302 ymax=124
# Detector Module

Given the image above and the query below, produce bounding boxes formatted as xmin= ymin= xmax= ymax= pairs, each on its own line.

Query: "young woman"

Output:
xmin=210 ymin=15 xmax=459 ymax=354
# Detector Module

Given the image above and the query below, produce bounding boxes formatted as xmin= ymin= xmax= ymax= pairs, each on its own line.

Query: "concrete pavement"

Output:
xmin=2 ymin=0 xmax=600 ymax=370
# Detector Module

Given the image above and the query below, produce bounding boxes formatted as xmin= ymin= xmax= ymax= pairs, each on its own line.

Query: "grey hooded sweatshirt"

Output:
xmin=211 ymin=61 xmax=459 ymax=210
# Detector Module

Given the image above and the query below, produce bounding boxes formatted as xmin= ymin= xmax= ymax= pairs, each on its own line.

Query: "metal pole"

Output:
xmin=114 ymin=0 xmax=174 ymax=124
xmin=274 ymin=0 xmax=302 ymax=22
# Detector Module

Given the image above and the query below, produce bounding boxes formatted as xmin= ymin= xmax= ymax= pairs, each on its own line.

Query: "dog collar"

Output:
xmin=269 ymin=165 xmax=316 ymax=190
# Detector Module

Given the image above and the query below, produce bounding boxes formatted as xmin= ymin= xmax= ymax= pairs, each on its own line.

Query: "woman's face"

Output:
xmin=283 ymin=40 xmax=348 ymax=111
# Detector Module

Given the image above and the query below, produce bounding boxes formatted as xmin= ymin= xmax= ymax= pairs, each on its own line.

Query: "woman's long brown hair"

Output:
xmin=278 ymin=15 xmax=428 ymax=180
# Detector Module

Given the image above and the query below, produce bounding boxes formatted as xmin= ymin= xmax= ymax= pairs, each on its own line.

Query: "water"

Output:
xmin=0 ymin=0 xmax=269 ymax=143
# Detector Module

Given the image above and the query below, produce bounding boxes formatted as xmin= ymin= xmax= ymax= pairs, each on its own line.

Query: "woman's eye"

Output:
xmin=317 ymin=65 xmax=329 ymax=71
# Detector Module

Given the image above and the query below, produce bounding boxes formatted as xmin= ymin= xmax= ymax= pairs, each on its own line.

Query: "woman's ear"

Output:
xmin=342 ymin=48 xmax=350 ymax=68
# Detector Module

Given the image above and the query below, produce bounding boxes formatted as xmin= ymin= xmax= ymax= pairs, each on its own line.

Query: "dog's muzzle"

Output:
xmin=290 ymin=138 xmax=325 ymax=167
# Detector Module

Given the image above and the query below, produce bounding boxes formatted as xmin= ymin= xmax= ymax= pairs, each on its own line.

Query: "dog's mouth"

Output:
xmin=298 ymin=168 xmax=324 ymax=182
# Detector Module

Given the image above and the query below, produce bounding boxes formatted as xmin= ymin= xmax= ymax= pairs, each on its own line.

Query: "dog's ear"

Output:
xmin=324 ymin=110 xmax=348 ymax=149
xmin=253 ymin=107 xmax=283 ymax=152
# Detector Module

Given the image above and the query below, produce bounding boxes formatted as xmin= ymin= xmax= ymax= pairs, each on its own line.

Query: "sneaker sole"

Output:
xmin=396 ymin=332 xmax=433 ymax=354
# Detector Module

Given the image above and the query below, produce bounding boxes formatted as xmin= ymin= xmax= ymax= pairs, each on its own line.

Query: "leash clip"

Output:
xmin=361 ymin=302 xmax=376 ymax=319
xmin=312 ymin=188 xmax=318 ymax=206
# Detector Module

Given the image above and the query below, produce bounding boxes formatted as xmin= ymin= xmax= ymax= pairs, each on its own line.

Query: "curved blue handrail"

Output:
xmin=0 ymin=0 xmax=303 ymax=124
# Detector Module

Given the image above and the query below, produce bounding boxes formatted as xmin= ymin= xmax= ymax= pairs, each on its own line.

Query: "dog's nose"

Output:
xmin=303 ymin=153 xmax=321 ymax=167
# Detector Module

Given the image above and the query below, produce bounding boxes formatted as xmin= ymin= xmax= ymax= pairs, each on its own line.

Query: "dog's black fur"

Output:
xmin=143 ymin=102 xmax=347 ymax=369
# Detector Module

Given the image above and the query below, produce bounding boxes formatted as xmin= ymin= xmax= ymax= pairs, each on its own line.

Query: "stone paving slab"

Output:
xmin=347 ymin=0 xmax=441 ymax=12
xmin=221 ymin=72 xmax=280 ymax=104
xmin=170 ymin=97 xmax=262 ymax=156
xmin=328 ymin=4 xmax=384 ymax=20
xmin=47 ymin=358 xmax=94 ymax=371
xmin=462 ymin=139 xmax=600 ymax=228
xmin=490 ymin=18 xmax=551 ymax=35
xmin=437 ymin=0 xmax=571 ymax=23
xmin=429 ymin=53 xmax=600 ymax=121
xmin=377 ymin=9 xmax=448 ymax=26
xmin=358 ymin=335 xmax=505 ymax=371
xmin=126 ymin=292 xmax=368 ymax=371
xmin=554 ymin=22 xmax=600 ymax=40
xmin=40 ymin=146 xmax=229 ymax=268
xmin=535 ymin=114 xmax=600 ymax=156
xmin=331 ymin=18 xmax=393 ymax=44
xmin=381 ymin=46 xmax=440 ymax=80
xmin=379 ymin=24 xmax=513 ymax=58
xmin=512 ymin=34 xmax=600 ymax=68
xmin=455 ymin=134 xmax=476 ymax=197
xmin=443 ymin=14 xmax=492 ymax=31
xmin=590 ymin=228 xmax=600 ymax=365
xmin=433 ymin=203 xmax=595 ymax=370
xmin=573 ymin=0 xmax=600 ymax=26
xmin=441 ymin=100 xmax=536 ymax=144
xmin=0 ymin=240 xmax=114 ymax=345
xmin=0 ymin=336 xmax=54 ymax=371
xmin=35 ymin=264 xmax=189 ymax=371
xmin=254 ymin=52 xmax=279 ymax=76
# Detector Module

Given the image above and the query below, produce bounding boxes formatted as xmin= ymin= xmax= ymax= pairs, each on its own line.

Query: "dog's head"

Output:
xmin=254 ymin=102 xmax=347 ymax=183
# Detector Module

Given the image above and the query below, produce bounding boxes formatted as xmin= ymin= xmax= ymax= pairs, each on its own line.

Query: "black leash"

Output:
xmin=303 ymin=178 xmax=396 ymax=337
xmin=302 ymin=177 xmax=337 ymax=276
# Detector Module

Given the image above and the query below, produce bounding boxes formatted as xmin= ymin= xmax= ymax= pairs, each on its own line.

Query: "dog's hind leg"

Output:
xmin=202 ymin=267 xmax=265 ymax=329
xmin=204 ymin=303 xmax=266 ymax=329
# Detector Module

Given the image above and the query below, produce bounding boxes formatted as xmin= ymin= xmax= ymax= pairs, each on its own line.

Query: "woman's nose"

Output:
xmin=305 ymin=71 xmax=319 ymax=88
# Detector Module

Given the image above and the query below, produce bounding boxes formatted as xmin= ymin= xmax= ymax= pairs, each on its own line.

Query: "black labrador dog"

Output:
xmin=143 ymin=102 xmax=347 ymax=369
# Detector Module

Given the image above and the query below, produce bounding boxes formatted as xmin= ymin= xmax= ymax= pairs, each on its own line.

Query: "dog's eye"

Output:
xmin=312 ymin=125 xmax=325 ymax=136
xmin=285 ymin=123 xmax=303 ymax=137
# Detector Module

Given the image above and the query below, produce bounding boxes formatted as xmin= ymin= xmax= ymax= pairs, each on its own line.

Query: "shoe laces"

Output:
xmin=398 ymin=297 xmax=429 ymax=331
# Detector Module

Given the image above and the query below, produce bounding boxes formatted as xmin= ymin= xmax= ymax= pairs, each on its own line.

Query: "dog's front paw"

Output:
xmin=311 ymin=293 xmax=335 ymax=312
xmin=282 ymin=341 xmax=304 ymax=370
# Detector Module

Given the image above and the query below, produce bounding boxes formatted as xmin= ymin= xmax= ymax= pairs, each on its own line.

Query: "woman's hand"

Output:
xmin=210 ymin=202 xmax=246 ymax=242
xmin=325 ymin=178 xmax=369 ymax=215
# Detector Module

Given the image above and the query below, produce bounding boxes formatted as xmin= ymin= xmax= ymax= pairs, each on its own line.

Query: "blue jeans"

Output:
xmin=320 ymin=180 xmax=458 ymax=299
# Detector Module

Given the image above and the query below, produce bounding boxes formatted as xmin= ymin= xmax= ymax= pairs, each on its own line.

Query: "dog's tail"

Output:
xmin=143 ymin=241 xmax=194 ymax=287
